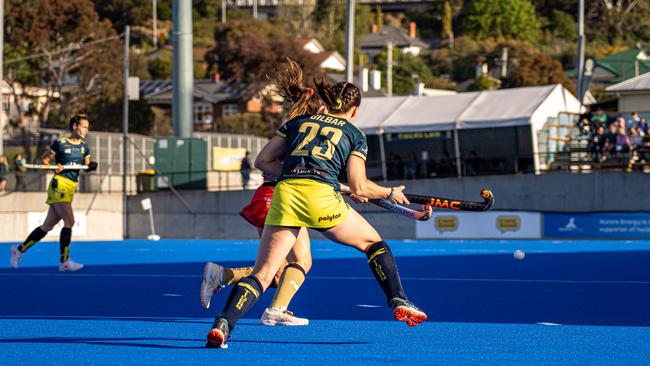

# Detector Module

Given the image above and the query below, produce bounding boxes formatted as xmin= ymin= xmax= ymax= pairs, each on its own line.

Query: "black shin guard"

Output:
xmin=365 ymin=241 xmax=408 ymax=304
xmin=18 ymin=227 xmax=48 ymax=252
xmin=59 ymin=228 xmax=72 ymax=263
xmin=217 ymin=276 xmax=264 ymax=330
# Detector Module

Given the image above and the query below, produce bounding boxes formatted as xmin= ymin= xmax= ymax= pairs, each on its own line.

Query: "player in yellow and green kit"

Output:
xmin=10 ymin=114 xmax=97 ymax=272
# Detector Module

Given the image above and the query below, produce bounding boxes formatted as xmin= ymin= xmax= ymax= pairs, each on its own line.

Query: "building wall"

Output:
xmin=0 ymin=192 xmax=123 ymax=242
xmin=618 ymin=93 xmax=650 ymax=113
xmin=126 ymin=172 xmax=650 ymax=240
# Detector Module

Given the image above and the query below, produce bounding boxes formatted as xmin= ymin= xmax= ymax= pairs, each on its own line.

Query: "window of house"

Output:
xmin=222 ymin=104 xmax=238 ymax=117
xmin=194 ymin=103 xmax=214 ymax=124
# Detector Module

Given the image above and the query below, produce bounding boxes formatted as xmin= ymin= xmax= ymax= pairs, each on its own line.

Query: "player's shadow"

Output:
xmin=0 ymin=337 xmax=370 ymax=349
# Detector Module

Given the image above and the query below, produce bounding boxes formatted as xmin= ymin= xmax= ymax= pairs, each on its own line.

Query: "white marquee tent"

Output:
xmin=355 ymin=84 xmax=582 ymax=177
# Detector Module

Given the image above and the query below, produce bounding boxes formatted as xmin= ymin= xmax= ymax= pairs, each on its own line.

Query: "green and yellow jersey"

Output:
xmin=276 ymin=113 xmax=367 ymax=190
xmin=50 ymin=137 xmax=90 ymax=182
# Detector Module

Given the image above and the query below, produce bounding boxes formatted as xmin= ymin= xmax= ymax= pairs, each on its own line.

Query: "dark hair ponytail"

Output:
xmin=314 ymin=78 xmax=361 ymax=114
xmin=268 ymin=58 xmax=323 ymax=119
xmin=69 ymin=113 xmax=88 ymax=131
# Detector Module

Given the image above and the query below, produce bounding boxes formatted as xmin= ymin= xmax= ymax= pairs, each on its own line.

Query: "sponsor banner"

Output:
xmin=212 ymin=147 xmax=247 ymax=171
xmin=544 ymin=212 xmax=650 ymax=239
xmin=27 ymin=212 xmax=87 ymax=237
xmin=416 ymin=211 xmax=541 ymax=239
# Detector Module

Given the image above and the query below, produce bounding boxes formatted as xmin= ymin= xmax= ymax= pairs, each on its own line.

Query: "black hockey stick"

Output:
xmin=405 ymin=188 xmax=495 ymax=212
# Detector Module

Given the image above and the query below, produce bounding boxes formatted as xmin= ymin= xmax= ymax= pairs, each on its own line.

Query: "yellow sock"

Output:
xmin=222 ymin=266 xmax=253 ymax=286
xmin=270 ymin=264 xmax=306 ymax=310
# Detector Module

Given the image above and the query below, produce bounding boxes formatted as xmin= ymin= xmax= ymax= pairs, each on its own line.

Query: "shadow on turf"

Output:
xmin=0 ymin=337 xmax=369 ymax=349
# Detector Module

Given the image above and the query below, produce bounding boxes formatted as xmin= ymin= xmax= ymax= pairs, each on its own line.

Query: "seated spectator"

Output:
xmin=630 ymin=126 xmax=644 ymax=151
xmin=590 ymin=108 xmax=608 ymax=129
xmin=638 ymin=117 xmax=648 ymax=134
xmin=627 ymin=112 xmax=641 ymax=130
xmin=614 ymin=127 xmax=631 ymax=161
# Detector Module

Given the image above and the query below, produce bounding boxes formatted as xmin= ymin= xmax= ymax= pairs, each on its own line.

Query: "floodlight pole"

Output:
xmin=345 ymin=0 xmax=355 ymax=82
xmin=222 ymin=0 xmax=226 ymax=23
xmin=123 ymin=26 xmax=130 ymax=239
xmin=387 ymin=42 xmax=393 ymax=97
xmin=576 ymin=0 xmax=585 ymax=103
xmin=153 ymin=0 xmax=158 ymax=49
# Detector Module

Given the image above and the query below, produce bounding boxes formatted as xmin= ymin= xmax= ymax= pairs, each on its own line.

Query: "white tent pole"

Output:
xmin=453 ymin=125 xmax=462 ymax=178
xmin=378 ymin=128 xmax=387 ymax=182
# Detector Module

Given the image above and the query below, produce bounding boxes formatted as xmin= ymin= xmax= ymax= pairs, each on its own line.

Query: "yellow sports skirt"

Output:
xmin=46 ymin=175 xmax=77 ymax=205
xmin=265 ymin=178 xmax=349 ymax=229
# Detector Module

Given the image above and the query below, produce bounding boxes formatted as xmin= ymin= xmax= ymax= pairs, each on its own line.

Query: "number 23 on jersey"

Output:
xmin=291 ymin=122 xmax=343 ymax=160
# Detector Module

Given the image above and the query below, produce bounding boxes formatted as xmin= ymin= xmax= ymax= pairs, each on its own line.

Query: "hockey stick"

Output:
xmin=366 ymin=197 xmax=432 ymax=221
xmin=23 ymin=163 xmax=88 ymax=170
xmin=23 ymin=162 xmax=98 ymax=172
xmin=340 ymin=190 xmax=432 ymax=221
xmin=405 ymin=188 xmax=495 ymax=212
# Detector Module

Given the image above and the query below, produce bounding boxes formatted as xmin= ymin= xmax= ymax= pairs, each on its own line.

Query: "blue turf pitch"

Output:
xmin=1 ymin=239 xmax=650 ymax=365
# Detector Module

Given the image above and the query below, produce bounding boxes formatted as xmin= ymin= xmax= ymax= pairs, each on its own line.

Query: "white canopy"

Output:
xmin=356 ymin=84 xmax=582 ymax=135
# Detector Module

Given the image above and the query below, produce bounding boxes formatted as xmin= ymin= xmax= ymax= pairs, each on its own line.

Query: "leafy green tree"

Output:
xmin=550 ymin=10 xmax=576 ymax=41
xmin=461 ymin=0 xmax=541 ymax=42
xmin=376 ymin=49 xmax=435 ymax=95
xmin=148 ymin=53 xmax=173 ymax=79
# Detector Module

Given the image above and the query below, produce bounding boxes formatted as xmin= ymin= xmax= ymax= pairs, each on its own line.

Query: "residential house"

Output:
xmin=140 ymin=78 xmax=265 ymax=132
xmin=606 ymin=71 xmax=650 ymax=113
xmin=297 ymin=37 xmax=346 ymax=72
xmin=360 ymin=22 xmax=429 ymax=61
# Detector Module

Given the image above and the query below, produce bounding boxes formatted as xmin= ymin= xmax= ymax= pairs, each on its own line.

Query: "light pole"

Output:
xmin=345 ymin=0 xmax=355 ymax=82
xmin=153 ymin=0 xmax=158 ymax=49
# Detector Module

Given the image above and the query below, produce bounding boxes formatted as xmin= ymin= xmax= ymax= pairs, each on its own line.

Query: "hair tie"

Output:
xmin=334 ymin=98 xmax=343 ymax=110
xmin=306 ymin=88 xmax=315 ymax=96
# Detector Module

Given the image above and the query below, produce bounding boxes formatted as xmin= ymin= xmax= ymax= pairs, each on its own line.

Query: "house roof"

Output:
xmin=567 ymin=48 xmax=650 ymax=83
xmin=360 ymin=26 xmax=429 ymax=49
xmin=606 ymin=71 xmax=650 ymax=92
xmin=140 ymin=79 xmax=235 ymax=104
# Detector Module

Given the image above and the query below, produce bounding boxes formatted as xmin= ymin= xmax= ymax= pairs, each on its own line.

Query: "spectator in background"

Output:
xmin=627 ymin=112 xmax=641 ymax=130
xmin=615 ymin=127 xmax=631 ymax=160
xmin=638 ymin=117 xmax=648 ymax=134
xmin=630 ymin=126 xmax=644 ymax=152
xmin=465 ymin=150 xmax=480 ymax=176
xmin=437 ymin=151 xmax=453 ymax=177
xmin=403 ymin=152 xmax=417 ymax=180
xmin=240 ymin=150 xmax=251 ymax=190
xmin=590 ymin=108 xmax=608 ymax=129
xmin=590 ymin=126 xmax=605 ymax=162
xmin=13 ymin=154 xmax=27 ymax=191
xmin=0 ymin=156 xmax=8 ymax=192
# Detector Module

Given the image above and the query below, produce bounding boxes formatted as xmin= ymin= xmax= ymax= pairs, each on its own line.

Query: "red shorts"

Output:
xmin=240 ymin=183 xmax=275 ymax=228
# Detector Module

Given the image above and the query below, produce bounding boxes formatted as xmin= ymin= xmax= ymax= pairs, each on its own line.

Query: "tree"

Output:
xmin=586 ymin=0 xmax=650 ymax=43
xmin=483 ymin=40 xmax=574 ymax=91
xmin=207 ymin=19 xmax=321 ymax=93
xmin=461 ymin=0 xmax=542 ymax=42
xmin=376 ymin=49 xmax=435 ymax=95
xmin=5 ymin=0 xmax=123 ymax=130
